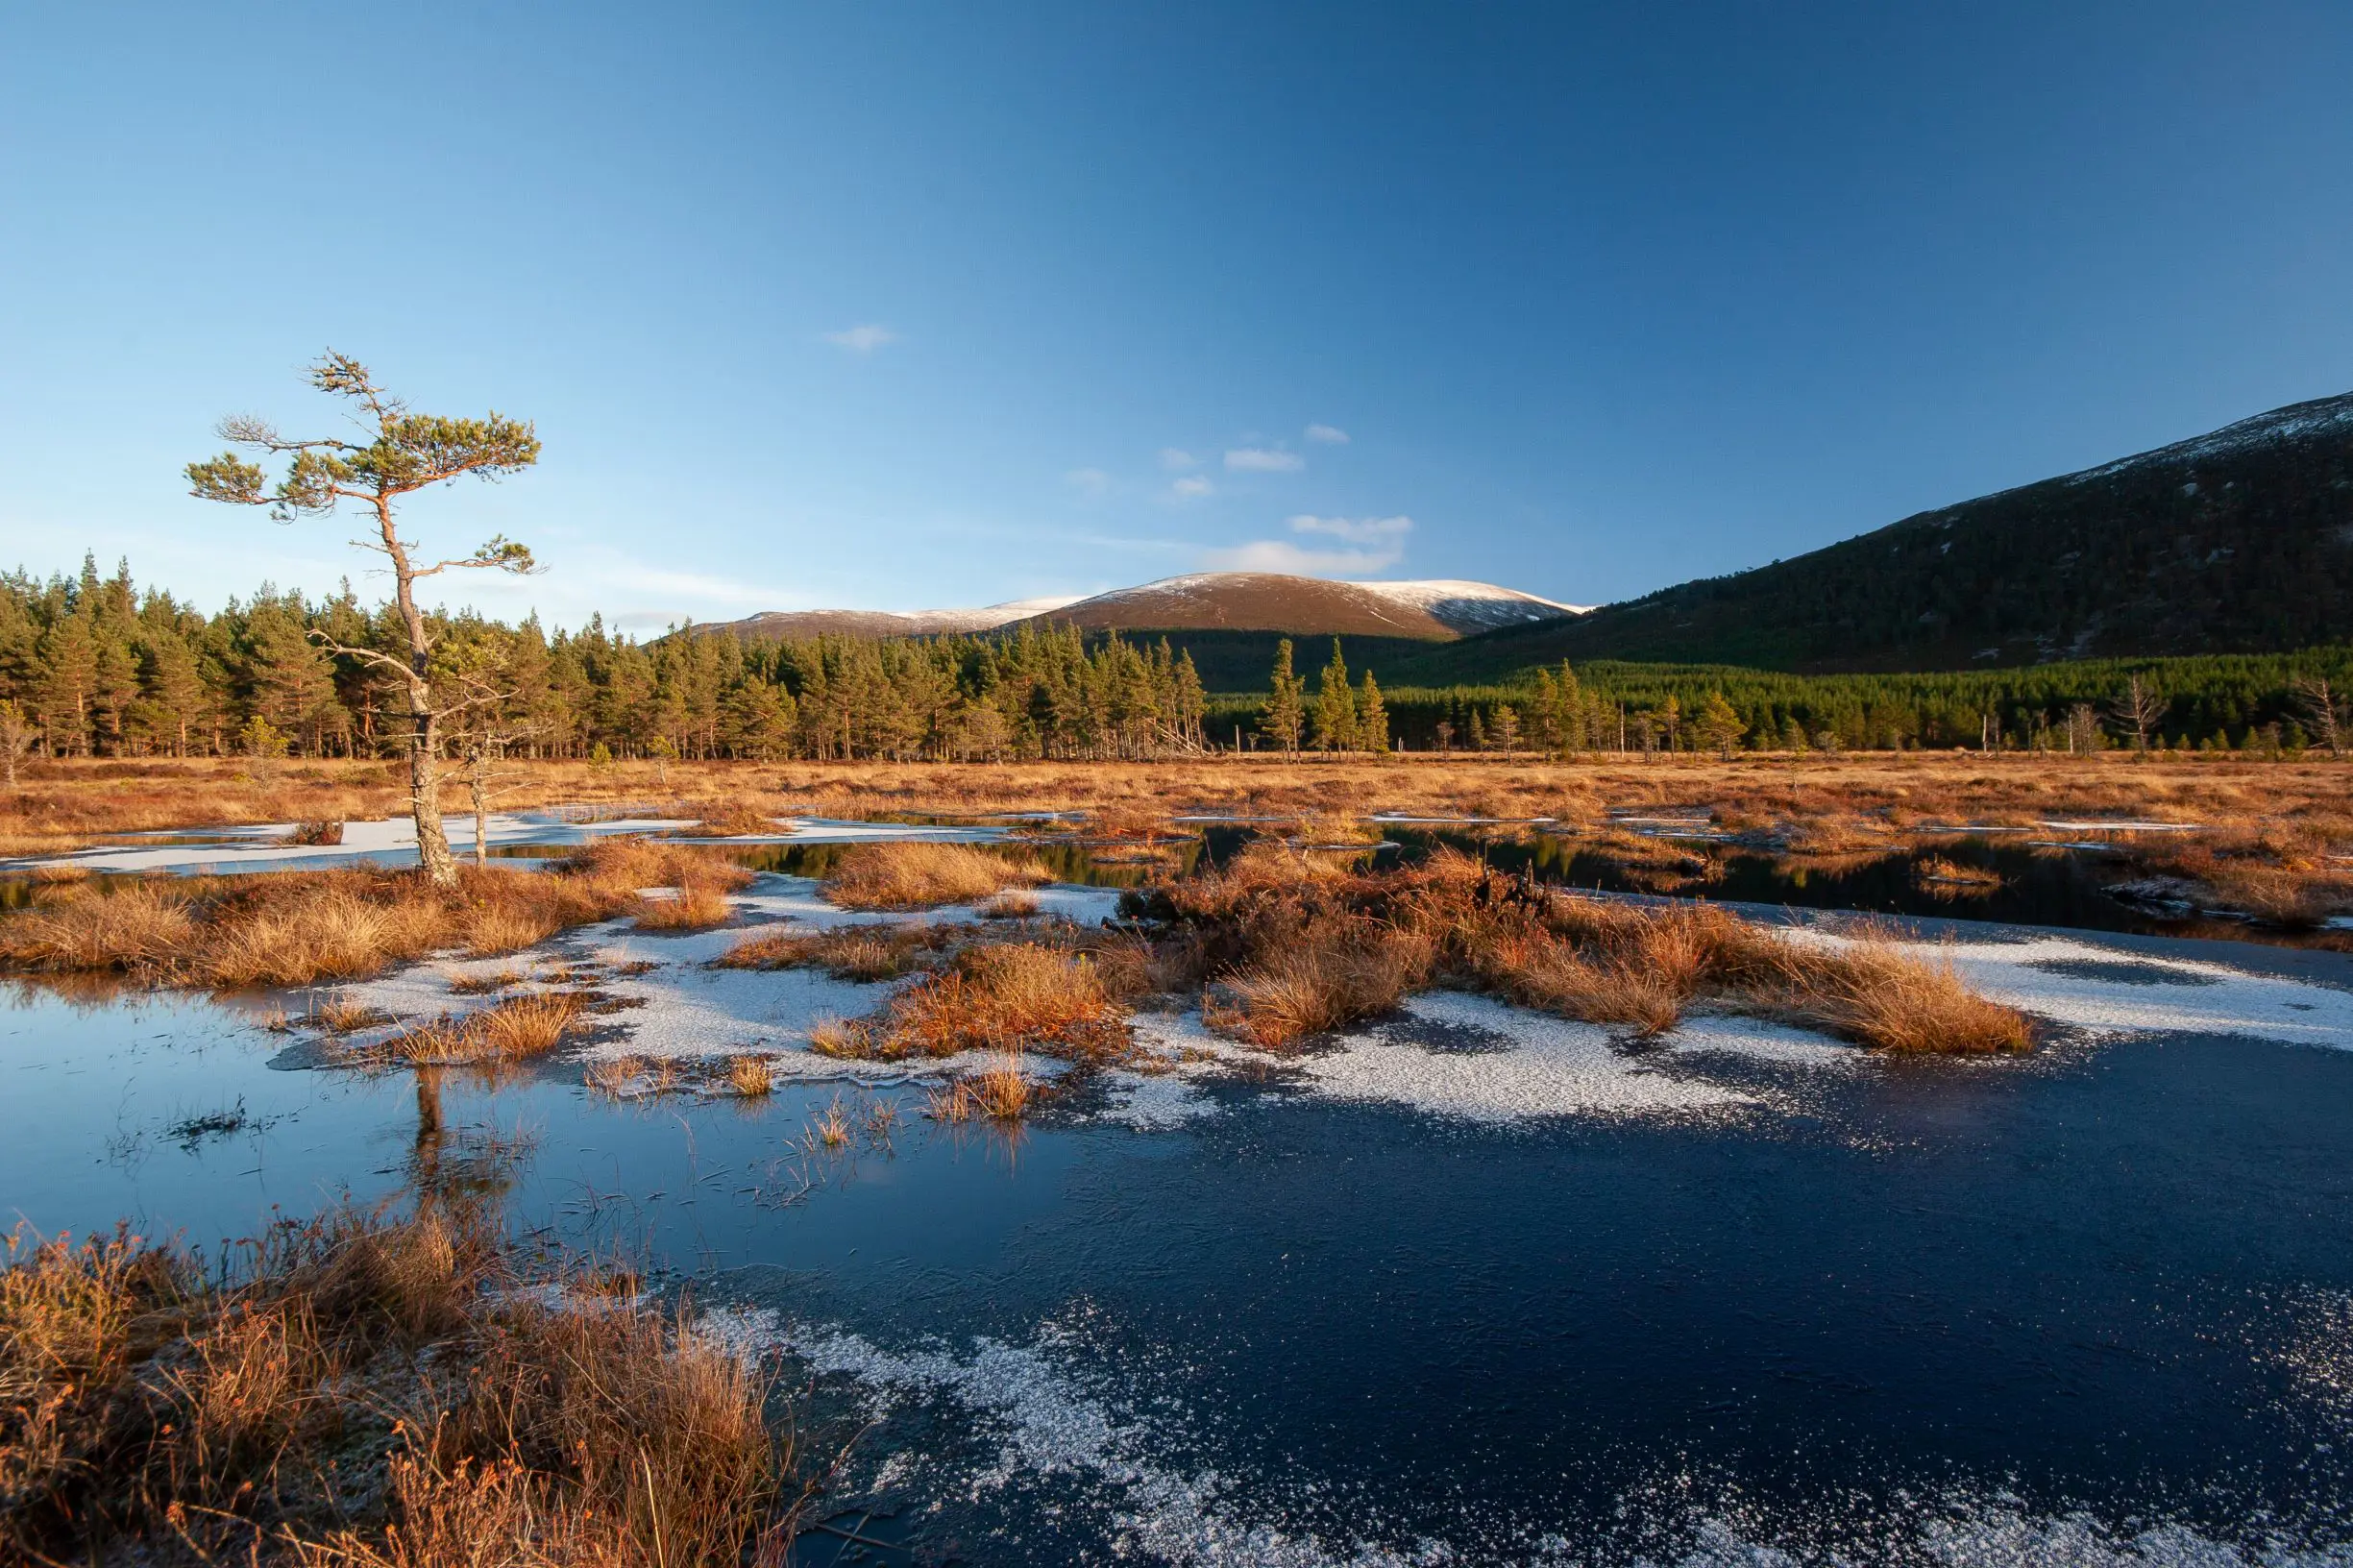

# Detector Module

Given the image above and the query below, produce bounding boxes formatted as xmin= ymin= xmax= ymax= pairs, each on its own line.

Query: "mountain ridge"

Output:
xmin=1400 ymin=389 xmax=2353 ymax=680
xmin=703 ymin=574 xmax=1586 ymax=644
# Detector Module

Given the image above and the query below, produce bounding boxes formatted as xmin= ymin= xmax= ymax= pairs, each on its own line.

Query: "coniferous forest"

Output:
xmin=3 ymin=557 xmax=2348 ymax=764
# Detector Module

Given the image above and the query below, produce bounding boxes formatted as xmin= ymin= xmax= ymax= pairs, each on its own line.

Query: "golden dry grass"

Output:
xmin=3 ymin=1199 xmax=800 ymax=1564
xmin=714 ymin=922 xmax=955 ymax=981
xmin=728 ymin=1055 xmax=774 ymax=1097
xmin=1203 ymin=919 xmax=1434 ymax=1048
xmin=9 ymin=751 xmax=2349 ymax=926
xmin=977 ymin=888 xmax=1042 ymax=919
xmin=810 ymin=943 xmax=1131 ymax=1063
xmin=678 ymin=799 xmax=791 ymax=838
xmin=1149 ymin=845 xmax=2034 ymax=1055
xmin=821 ymin=841 xmax=1050 ymax=910
xmin=383 ymin=992 xmax=590 ymax=1066
xmin=0 ymin=839 xmax=754 ymax=990
xmin=632 ymin=882 xmax=737 ymax=931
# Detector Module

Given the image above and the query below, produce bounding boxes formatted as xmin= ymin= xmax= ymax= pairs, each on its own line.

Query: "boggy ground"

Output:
xmin=727 ymin=841 xmax=2033 ymax=1073
xmin=11 ymin=752 xmax=2353 ymax=931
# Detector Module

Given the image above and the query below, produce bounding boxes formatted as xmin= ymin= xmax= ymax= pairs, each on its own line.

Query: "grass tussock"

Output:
xmin=821 ymin=841 xmax=1049 ymax=911
xmin=0 ymin=1201 xmax=799 ymax=1565
xmin=680 ymin=800 xmax=790 ymax=838
xmin=921 ymin=1051 xmax=1034 ymax=1122
xmin=809 ymin=943 xmax=1131 ymax=1063
xmin=633 ymin=882 xmax=737 ymax=931
xmin=728 ymin=1055 xmax=774 ymax=1097
xmin=977 ymin=888 xmax=1042 ymax=919
xmin=383 ymin=992 xmax=590 ymax=1066
xmin=1142 ymin=844 xmax=2034 ymax=1055
xmin=0 ymin=838 xmax=754 ymax=991
xmin=714 ymin=921 xmax=957 ymax=981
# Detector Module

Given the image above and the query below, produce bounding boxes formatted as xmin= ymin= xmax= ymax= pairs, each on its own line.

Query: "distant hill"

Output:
xmin=710 ymin=595 xmax=1082 ymax=641
xmin=703 ymin=574 xmax=1585 ymax=647
xmin=1398 ymin=391 xmax=2353 ymax=682
xmin=1021 ymin=574 xmax=1584 ymax=640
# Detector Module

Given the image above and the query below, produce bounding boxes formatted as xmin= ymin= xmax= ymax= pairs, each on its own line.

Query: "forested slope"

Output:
xmin=1400 ymin=392 xmax=2353 ymax=680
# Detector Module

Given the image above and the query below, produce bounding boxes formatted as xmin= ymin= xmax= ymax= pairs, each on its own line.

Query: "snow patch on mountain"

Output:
xmin=1350 ymin=578 xmax=1593 ymax=627
xmin=906 ymin=595 xmax=1086 ymax=632
xmin=2065 ymin=392 xmax=2353 ymax=484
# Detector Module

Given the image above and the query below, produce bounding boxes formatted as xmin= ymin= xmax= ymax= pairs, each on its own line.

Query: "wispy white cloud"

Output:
xmin=822 ymin=324 xmax=899 ymax=353
xmin=1201 ymin=539 xmax=1406 ymax=575
xmin=1064 ymin=467 xmax=1112 ymax=498
xmin=1201 ymin=512 xmax=1411 ymax=576
xmin=1287 ymin=513 xmax=1411 ymax=545
xmin=1159 ymin=448 xmax=1200 ymax=470
xmin=1169 ymin=475 xmax=1214 ymax=500
xmin=1224 ymin=447 xmax=1303 ymax=473
xmin=1305 ymin=423 xmax=1350 ymax=444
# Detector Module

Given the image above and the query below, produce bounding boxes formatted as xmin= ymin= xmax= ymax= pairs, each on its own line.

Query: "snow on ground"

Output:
xmin=1791 ymin=928 xmax=2353 ymax=1050
xmin=327 ymin=872 xmax=1125 ymax=1082
xmin=1124 ymin=997 xmax=1771 ymax=1127
xmin=1 ymin=812 xmax=1017 ymax=877
xmin=12 ymin=814 xmax=697 ymax=875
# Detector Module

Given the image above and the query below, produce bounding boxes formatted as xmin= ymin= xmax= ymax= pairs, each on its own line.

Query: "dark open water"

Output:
xmin=6 ymin=943 xmax=2351 ymax=1564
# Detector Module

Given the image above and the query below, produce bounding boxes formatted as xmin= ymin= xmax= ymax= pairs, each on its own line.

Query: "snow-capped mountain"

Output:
xmin=708 ymin=595 xmax=1084 ymax=641
xmin=706 ymin=575 xmax=1585 ymax=643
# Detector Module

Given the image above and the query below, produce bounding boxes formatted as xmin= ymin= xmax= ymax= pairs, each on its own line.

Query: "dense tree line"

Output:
xmin=1212 ymin=650 xmax=2353 ymax=757
xmin=3 ymin=559 xmax=2343 ymax=765
xmin=0 ymin=559 xmax=1207 ymax=763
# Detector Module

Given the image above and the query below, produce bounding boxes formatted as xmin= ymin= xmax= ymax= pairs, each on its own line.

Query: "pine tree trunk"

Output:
xmin=471 ymin=755 xmax=491 ymax=870
xmin=411 ymin=709 xmax=458 ymax=888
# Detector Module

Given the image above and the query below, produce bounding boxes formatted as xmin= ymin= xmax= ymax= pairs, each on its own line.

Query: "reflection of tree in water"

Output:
xmin=406 ymin=1065 xmax=535 ymax=1209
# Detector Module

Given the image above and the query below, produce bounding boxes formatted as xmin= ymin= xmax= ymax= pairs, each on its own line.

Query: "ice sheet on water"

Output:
xmin=1125 ymin=996 xmax=1781 ymax=1126
xmin=699 ymin=1306 xmax=2353 ymax=1568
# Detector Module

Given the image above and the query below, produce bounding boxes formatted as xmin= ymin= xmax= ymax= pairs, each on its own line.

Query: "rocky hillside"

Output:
xmin=1409 ymin=391 xmax=2353 ymax=679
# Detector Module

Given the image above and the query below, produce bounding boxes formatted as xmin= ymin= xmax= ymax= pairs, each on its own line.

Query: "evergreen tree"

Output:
xmin=1311 ymin=639 xmax=1357 ymax=751
xmin=1696 ymin=690 xmax=1744 ymax=759
xmin=1260 ymin=638 xmax=1304 ymax=754
xmin=1358 ymin=671 xmax=1389 ymax=754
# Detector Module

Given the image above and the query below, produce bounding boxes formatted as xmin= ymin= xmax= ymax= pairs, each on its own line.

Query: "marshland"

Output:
xmin=4 ymin=756 xmax=2352 ymax=1565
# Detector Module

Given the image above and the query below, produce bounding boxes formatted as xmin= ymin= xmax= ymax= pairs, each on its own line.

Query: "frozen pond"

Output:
xmin=4 ymin=866 xmax=2352 ymax=1563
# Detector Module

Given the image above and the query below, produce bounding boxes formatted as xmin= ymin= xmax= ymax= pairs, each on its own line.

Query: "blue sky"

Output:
xmin=6 ymin=2 xmax=2353 ymax=630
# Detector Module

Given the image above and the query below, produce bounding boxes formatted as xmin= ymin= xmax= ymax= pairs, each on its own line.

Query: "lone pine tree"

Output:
xmin=187 ymin=353 xmax=541 ymax=887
